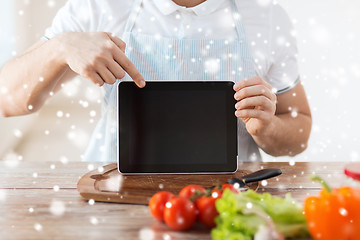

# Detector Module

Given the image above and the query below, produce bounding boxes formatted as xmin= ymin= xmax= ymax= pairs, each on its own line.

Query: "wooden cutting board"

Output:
xmin=77 ymin=163 xmax=259 ymax=205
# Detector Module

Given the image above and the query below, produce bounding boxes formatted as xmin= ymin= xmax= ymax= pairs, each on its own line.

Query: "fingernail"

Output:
xmin=234 ymin=82 xmax=239 ymax=89
xmin=139 ymin=80 xmax=146 ymax=88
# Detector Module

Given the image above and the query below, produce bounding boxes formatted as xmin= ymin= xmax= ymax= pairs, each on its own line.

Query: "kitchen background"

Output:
xmin=0 ymin=0 xmax=359 ymax=164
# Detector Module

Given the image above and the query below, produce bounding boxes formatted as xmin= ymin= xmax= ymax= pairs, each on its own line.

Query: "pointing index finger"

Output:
xmin=113 ymin=48 xmax=146 ymax=88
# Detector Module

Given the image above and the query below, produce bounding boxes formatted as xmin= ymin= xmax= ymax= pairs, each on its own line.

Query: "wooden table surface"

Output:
xmin=0 ymin=161 xmax=350 ymax=240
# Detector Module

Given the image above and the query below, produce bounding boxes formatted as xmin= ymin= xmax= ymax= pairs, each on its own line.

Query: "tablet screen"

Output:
xmin=118 ymin=81 xmax=237 ymax=174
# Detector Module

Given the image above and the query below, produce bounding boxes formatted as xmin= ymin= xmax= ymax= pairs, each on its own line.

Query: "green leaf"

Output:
xmin=211 ymin=189 xmax=309 ymax=240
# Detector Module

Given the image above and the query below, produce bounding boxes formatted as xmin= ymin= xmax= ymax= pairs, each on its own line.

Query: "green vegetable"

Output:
xmin=211 ymin=189 xmax=309 ymax=240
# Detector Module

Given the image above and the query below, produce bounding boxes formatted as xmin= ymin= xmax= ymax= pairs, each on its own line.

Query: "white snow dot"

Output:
xmin=291 ymin=110 xmax=298 ymax=118
xmin=56 ymin=111 xmax=63 ymax=118
xmin=158 ymin=184 xmax=164 ymax=189
xmin=34 ymin=223 xmax=42 ymax=231
xmin=339 ymin=208 xmax=348 ymax=216
xmin=32 ymin=172 xmax=38 ymax=178
xmin=165 ymin=202 xmax=172 ymax=208
xmin=1 ymin=87 xmax=8 ymax=94
xmin=250 ymin=153 xmax=258 ymax=162
xmin=47 ymin=0 xmax=55 ymax=8
xmin=139 ymin=228 xmax=155 ymax=240
xmin=50 ymin=164 xmax=56 ymax=170
xmin=212 ymin=191 xmax=219 ymax=198
xmin=13 ymin=129 xmax=23 ymax=138
xmin=163 ymin=233 xmax=171 ymax=240
xmin=18 ymin=10 xmax=24 ymax=16
xmin=90 ymin=110 xmax=96 ymax=117
xmin=3 ymin=151 xmax=21 ymax=168
xmin=289 ymin=160 xmax=295 ymax=166
xmin=204 ymin=59 xmax=220 ymax=73
xmin=49 ymin=200 xmax=66 ymax=216
xmin=246 ymin=202 xmax=253 ymax=209
xmin=28 ymin=105 xmax=33 ymax=110
xmin=45 ymin=130 xmax=50 ymax=135
xmin=261 ymin=180 xmax=268 ymax=186
xmin=88 ymin=199 xmax=95 ymax=205
xmin=39 ymin=77 xmax=44 ymax=82
xmin=80 ymin=100 xmax=89 ymax=108
xmin=0 ymin=189 xmax=6 ymax=202
xmin=97 ymin=166 xmax=104 ymax=173
xmin=88 ymin=164 xmax=95 ymax=171
xmin=29 ymin=207 xmax=34 ymax=213
xmin=53 ymin=185 xmax=60 ymax=192
xmin=90 ymin=216 xmax=99 ymax=225
xmin=60 ymin=156 xmax=69 ymax=164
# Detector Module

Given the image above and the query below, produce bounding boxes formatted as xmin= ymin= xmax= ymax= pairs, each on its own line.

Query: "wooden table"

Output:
xmin=0 ymin=161 xmax=349 ymax=239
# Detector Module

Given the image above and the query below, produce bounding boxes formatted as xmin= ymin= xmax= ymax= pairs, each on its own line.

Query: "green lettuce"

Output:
xmin=211 ymin=189 xmax=309 ymax=240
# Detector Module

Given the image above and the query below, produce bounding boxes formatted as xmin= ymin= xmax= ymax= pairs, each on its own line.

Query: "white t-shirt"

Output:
xmin=44 ymin=0 xmax=299 ymax=93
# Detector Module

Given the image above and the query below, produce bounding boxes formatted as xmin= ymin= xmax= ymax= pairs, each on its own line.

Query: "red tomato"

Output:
xmin=221 ymin=183 xmax=239 ymax=193
xmin=149 ymin=191 xmax=175 ymax=222
xmin=196 ymin=196 xmax=219 ymax=228
xmin=179 ymin=184 xmax=206 ymax=200
xmin=164 ymin=197 xmax=197 ymax=231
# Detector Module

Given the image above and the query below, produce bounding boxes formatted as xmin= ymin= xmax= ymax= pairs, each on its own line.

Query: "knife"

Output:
xmin=228 ymin=168 xmax=282 ymax=187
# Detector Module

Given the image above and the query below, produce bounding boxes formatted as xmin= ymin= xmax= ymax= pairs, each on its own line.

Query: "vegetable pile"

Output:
xmin=148 ymin=175 xmax=360 ymax=240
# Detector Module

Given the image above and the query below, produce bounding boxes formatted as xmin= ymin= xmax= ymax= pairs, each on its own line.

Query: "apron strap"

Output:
xmin=124 ymin=0 xmax=143 ymax=33
xmin=231 ymin=0 xmax=247 ymax=40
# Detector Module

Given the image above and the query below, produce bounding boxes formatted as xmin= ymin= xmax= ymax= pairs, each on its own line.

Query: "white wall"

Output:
xmin=0 ymin=0 xmax=15 ymax=66
xmin=0 ymin=0 xmax=68 ymax=157
xmin=264 ymin=0 xmax=360 ymax=162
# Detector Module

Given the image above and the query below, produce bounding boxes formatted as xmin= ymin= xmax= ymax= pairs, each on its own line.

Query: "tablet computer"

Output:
xmin=117 ymin=81 xmax=237 ymax=174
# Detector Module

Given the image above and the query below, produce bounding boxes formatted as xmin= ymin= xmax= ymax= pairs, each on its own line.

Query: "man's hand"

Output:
xmin=234 ymin=76 xmax=277 ymax=136
xmin=55 ymin=32 xmax=145 ymax=88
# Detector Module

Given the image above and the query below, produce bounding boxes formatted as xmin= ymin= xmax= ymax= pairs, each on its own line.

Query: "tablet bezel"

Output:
xmin=117 ymin=81 xmax=238 ymax=174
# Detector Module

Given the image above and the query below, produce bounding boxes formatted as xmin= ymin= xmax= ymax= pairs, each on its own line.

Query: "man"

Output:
xmin=0 ymin=0 xmax=311 ymax=162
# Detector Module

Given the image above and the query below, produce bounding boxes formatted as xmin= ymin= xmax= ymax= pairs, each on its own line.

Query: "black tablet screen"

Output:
xmin=119 ymin=81 xmax=237 ymax=173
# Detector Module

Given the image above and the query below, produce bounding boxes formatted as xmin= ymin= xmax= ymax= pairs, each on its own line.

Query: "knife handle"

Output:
xmin=243 ymin=168 xmax=282 ymax=184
